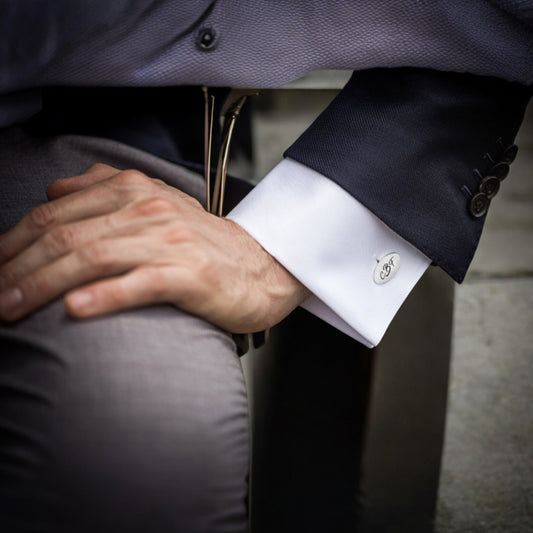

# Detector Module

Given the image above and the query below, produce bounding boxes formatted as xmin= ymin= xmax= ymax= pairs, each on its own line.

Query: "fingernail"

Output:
xmin=68 ymin=291 xmax=93 ymax=309
xmin=0 ymin=287 xmax=24 ymax=314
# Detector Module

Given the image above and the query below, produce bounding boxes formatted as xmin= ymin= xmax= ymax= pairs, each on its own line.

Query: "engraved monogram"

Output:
xmin=380 ymin=257 xmax=395 ymax=280
xmin=373 ymin=253 xmax=401 ymax=285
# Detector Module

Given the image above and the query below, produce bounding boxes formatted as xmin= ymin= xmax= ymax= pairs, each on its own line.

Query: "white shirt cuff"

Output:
xmin=227 ymin=158 xmax=431 ymax=348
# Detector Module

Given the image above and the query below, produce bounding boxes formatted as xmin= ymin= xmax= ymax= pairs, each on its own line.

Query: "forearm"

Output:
xmin=230 ymin=69 xmax=531 ymax=345
xmin=228 ymin=159 xmax=431 ymax=348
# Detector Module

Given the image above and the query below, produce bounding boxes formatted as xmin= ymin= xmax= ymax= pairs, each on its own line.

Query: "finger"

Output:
xmin=0 ymin=173 xmax=126 ymax=265
xmin=46 ymin=163 xmax=119 ymax=200
xmin=0 ymin=235 xmax=163 ymax=322
xmin=0 ymin=198 xmax=177 ymax=290
xmin=64 ymin=265 xmax=198 ymax=319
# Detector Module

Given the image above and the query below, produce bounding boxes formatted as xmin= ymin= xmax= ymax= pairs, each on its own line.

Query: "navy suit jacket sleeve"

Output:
xmin=285 ymin=68 xmax=532 ymax=282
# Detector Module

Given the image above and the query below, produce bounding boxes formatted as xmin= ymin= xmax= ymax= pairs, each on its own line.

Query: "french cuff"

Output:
xmin=226 ymin=158 xmax=431 ymax=348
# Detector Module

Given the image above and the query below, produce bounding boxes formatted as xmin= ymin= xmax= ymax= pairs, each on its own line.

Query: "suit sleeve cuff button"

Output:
xmin=489 ymin=162 xmax=510 ymax=180
xmin=501 ymin=144 xmax=518 ymax=164
xmin=479 ymin=176 xmax=500 ymax=199
xmin=469 ymin=192 xmax=490 ymax=218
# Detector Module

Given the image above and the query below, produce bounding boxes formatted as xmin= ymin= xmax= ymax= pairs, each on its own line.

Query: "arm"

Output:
xmin=228 ymin=158 xmax=431 ymax=348
xmin=1 ymin=3 xmax=531 ymax=340
xmin=0 ymin=163 xmax=310 ymax=331
xmin=228 ymin=69 xmax=531 ymax=345
xmin=0 ymin=70 xmax=529 ymax=343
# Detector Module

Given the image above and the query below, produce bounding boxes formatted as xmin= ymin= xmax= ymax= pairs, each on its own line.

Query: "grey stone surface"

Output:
xmin=436 ymin=105 xmax=533 ymax=532
xmin=436 ymin=280 xmax=533 ymax=533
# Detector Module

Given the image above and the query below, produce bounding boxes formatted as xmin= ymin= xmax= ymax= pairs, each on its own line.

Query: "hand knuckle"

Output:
xmin=22 ymin=274 xmax=46 ymax=300
xmin=142 ymin=267 xmax=168 ymax=297
xmin=0 ymin=266 xmax=18 ymax=288
xmin=76 ymin=242 xmax=110 ymax=271
xmin=86 ymin=162 xmax=114 ymax=173
xmin=106 ymin=281 xmax=128 ymax=305
xmin=44 ymin=226 xmax=76 ymax=254
xmin=29 ymin=202 xmax=56 ymax=230
xmin=112 ymin=169 xmax=151 ymax=188
xmin=135 ymin=197 xmax=176 ymax=216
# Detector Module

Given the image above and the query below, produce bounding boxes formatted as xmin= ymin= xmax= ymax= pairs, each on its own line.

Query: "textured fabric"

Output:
xmin=285 ymin=68 xmax=532 ymax=282
xmin=0 ymin=129 xmax=249 ymax=532
xmin=487 ymin=0 xmax=533 ymax=24
xmin=1 ymin=1 xmax=532 ymax=127
xmin=2 ymin=0 xmax=531 ymax=89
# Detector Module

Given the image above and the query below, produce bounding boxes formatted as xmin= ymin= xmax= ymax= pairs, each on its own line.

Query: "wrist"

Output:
xmin=226 ymin=219 xmax=310 ymax=330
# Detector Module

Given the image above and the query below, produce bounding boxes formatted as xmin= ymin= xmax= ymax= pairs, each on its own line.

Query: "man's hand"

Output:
xmin=0 ymin=164 xmax=309 ymax=332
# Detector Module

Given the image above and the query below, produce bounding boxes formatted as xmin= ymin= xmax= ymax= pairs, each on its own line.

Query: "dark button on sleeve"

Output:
xmin=196 ymin=28 xmax=218 ymax=51
xmin=501 ymin=144 xmax=518 ymax=164
xmin=479 ymin=176 xmax=500 ymax=199
xmin=469 ymin=192 xmax=490 ymax=218
xmin=488 ymin=162 xmax=510 ymax=180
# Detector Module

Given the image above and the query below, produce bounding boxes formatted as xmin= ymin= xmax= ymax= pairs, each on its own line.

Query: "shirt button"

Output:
xmin=197 ymin=28 xmax=217 ymax=51
xmin=470 ymin=192 xmax=490 ymax=218
xmin=501 ymin=144 xmax=518 ymax=164
xmin=479 ymin=176 xmax=500 ymax=199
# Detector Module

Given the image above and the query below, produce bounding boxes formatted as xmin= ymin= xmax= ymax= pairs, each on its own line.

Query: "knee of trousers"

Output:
xmin=0 ymin=300 xmax=249 ymax=533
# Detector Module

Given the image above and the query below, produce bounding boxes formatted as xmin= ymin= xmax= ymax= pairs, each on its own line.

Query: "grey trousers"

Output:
xmin=0 ymin=129 xmax=250 ymax=532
